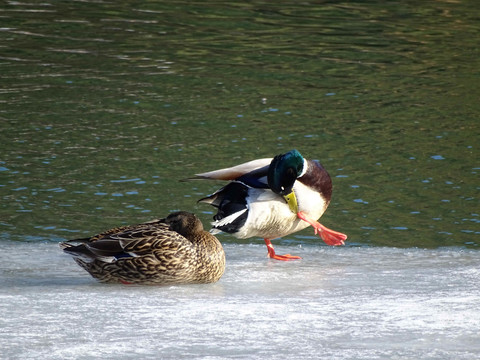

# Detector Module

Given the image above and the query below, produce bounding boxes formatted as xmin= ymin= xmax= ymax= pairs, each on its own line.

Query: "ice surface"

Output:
xmin=1 ymin=241 xmax=479 ymax=359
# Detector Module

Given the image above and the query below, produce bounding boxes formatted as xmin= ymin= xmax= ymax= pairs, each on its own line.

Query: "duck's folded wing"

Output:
xmin=85 ymin=239 xmax=125 ymax=256
xmin=62 ymin=224 xmax=174 ymax=259
xmin=97 ymin=225 xmax=181 ymax=256
xmin=191 ymin=158 xmax=272 ymax=181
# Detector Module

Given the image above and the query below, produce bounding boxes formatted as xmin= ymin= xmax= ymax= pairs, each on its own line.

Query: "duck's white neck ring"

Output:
xmin=299 ymin=158 xmax=308 ymax=178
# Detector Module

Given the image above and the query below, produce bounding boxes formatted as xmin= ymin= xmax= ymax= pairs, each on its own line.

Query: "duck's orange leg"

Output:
xmin=264 ymin=238 xmax=301 ymax=261
xmin=297 ymin=211 xmax=347 ymax=246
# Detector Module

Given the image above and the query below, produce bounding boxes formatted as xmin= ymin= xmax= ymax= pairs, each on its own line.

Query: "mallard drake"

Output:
xmin=60 ymin=211 xmax=225 ymax=285
xmin=192 ymin=149 xmax=347 ymax=260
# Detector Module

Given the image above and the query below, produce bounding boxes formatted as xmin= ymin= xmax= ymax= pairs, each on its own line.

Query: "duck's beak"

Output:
xmin=283 ymin=191 xmax=298 ymax=214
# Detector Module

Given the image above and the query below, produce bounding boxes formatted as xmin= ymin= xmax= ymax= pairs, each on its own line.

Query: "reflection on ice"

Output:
xmin=1 ymin=241 xmax=479 ymax=359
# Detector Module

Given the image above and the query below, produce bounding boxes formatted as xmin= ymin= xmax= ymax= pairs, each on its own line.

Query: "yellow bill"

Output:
xmin=283 ymin=191 xmax=298 ymax=214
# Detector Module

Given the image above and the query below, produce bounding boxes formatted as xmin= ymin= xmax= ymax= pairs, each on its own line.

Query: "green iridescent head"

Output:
xmin=267 ymin=149 xmax=305 ymax=213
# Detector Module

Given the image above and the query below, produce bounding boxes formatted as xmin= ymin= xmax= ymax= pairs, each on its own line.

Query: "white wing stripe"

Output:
xmin=211 ymin=209 xmax=248 ymax=228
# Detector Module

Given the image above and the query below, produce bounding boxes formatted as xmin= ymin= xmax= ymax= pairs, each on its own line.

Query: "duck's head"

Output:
xmin=164 ymin=211 xmax=204 ymax=237
xmin=267 ymin=149 xmax=306 ymax=214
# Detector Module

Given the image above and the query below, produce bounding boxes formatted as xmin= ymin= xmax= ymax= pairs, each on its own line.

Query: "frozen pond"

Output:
xmin=1 ymin=1 xmax=479 ymax=358
xmin=1 ymin=241 xmax=479 ymax=359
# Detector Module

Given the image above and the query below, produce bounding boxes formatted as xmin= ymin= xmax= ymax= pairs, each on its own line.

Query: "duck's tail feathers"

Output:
xmin=60 ymin=237 xmax=91 ymax=247
xmin=60 ymin=241 xmax=115 ymax=263
xmin=198 ymin=192 xmax=222 ymax=207
xmin=60 ymin=241 xmax=95 ymax=259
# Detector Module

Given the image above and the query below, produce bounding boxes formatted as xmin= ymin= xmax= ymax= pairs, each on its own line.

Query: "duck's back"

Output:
xmin=73 ymin=227 xmax=201 ymax=284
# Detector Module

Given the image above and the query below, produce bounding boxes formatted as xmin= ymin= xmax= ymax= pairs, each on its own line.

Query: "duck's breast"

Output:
xmin=294 ymin=181 xmax=328 ymax=220
xmin=233 ymin=189 xmax=304 ymax=239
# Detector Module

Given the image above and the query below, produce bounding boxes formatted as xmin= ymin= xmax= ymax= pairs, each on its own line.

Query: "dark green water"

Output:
xmin=1 ymin=1 xmax=479 ymax=247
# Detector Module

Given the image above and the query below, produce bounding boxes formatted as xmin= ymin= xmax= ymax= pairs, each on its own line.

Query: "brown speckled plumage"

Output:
xmin=60 ymin=212 xmax=225 ymax=285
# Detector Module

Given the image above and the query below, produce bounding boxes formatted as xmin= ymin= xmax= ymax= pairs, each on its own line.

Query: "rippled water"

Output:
xmin=1 ymin=0 xmax=478 ymax=247
xmin=0 ymin=1 xmax=479 ymax=358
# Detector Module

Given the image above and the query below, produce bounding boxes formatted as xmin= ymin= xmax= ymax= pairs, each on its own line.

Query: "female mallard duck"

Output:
xmin=60 ymin=211 xmax=225 ymax=285
xmin=192 ymin=149 xmax=347 ymax=261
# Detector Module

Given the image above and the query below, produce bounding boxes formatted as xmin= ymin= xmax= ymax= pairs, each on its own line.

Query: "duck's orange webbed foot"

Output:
xmin=297 ymin=211 xmax=347 ymax=246
xmin=264 ymin=239 xmax=301 ymax=261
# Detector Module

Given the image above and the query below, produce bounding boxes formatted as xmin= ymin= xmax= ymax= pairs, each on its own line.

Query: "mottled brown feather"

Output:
xmin=60 ymin=212 xmax=225 ymax=285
